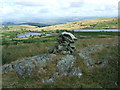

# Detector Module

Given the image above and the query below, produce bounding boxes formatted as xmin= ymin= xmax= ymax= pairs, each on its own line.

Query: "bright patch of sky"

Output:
xmin=0 ymin=0 xmax=119 ymax=21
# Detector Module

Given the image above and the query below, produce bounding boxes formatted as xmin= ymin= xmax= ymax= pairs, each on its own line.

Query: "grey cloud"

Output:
xmin=39 ymin=8 xmax=49 ymax=13
xmin=14 ymin=2 xmax=45 ymax=6
xmin=94 ymin=8 xmax=104 ymax=11
xmin=60 ymin=1 xmax=84 ymax=11
xmin=94 ymin=6 xmax=117 ymax=11
xmin=61 ymin=7 xmax=70 ymax=10
xmin=69 ymin=1 xmax=84 ymax=8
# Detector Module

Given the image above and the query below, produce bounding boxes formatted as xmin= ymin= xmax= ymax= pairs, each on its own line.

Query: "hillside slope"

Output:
xmin=1 ymin=17 xmax=118 ymax=31
xmin=38 ymin=17 xmax=118 ymax=31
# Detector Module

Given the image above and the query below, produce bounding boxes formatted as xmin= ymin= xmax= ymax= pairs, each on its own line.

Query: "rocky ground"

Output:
xmin=1 ymin=42 xmax=119 ymax=85
xmin=79 ymin=42 xmax=119 ymax=68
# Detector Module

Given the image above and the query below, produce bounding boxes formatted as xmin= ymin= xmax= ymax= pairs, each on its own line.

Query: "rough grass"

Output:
xmin=90 ymin=45 xmax=119 ymax=64
xmin=76 ymin=36 xmax=119 ymax=50
xmin=2 ymin=43 xmax=119 ymax=88
xmin=2 ymin=31 xmax=119 ymax=65
xmin=2 ymin=41 xmax=56 ymax=64
xmin=2 ymin=31 xmax=119 ymax=88
xmin=88 ymin=45 xmax=119 ymax=88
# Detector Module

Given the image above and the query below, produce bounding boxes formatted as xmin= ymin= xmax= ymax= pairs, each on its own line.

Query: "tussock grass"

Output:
xmin=2 ymin=41 xmax=55 ymax=64
xmin=90 ymin=45 xmax=119 ymax=64
xmin=76 ymin=36 xmax=119 ymax=50
xmin=2 ymin=37 xmax=119 ymax=88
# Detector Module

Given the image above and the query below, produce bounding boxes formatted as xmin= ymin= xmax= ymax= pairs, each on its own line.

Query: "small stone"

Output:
xmin=69 ymin=67 xmax=83 ymax=77
xmin=43 ymin=77 xmax=55 ymax=83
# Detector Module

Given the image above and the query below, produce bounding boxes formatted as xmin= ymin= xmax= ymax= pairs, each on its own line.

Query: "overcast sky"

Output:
xmin=0 ymin=0 xmax=119 ymax=22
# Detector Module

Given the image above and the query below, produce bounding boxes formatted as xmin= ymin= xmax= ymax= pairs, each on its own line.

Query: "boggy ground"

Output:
xmin=2 ymin=36 xmax=119 ymax=88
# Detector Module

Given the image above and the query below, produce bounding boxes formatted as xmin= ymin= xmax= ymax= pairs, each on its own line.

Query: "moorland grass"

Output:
xmin=2 ymin=31 xmax=119 ymax=65
xmin=2 ymin=43 xmax=119 ymax=88
xmin=2 ymin=41 xmax=56 ymax=64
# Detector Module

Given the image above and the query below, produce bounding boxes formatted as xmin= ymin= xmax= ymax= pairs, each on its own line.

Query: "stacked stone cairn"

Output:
xmin=50 ymin=32 xmax=77 ymax=54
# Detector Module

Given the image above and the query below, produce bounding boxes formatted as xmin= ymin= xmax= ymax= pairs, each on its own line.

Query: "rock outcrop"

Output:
xmin=42 ymin=55 xmax=82 ymax=83
xmin=57 ymin=55 xmax=75 ymax=72
xmin=1 ymin=54 xmax=55 ymax=79
xmin=1 ymin=54 xmax=83 ymax=82
xmin=79 ymin=42 xmax=119 ymax=68
xmin=1 ymin=42 xmax=119 ymax=83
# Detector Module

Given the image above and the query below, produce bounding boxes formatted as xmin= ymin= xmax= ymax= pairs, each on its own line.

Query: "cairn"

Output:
xmin=50 ymin=32 xmax=77 ymax=54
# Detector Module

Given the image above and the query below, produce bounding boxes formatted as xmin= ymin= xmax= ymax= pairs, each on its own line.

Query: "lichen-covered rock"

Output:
xmin=1 ymin=42 xmax=118 ymax=82
xmin=41 ymin=55 xmax=77 ymax=83
xmin=31 ymin=54 xmax=53 ymax=66
xmin=79 ymin=52 xmax=93 ymax=68
xmin=42 ymin=77 xmax=55 ymax=83
xmin=79 ymin=42 xmax=119 ymax=68
xmin=57 ymin=55 xmax=75 ymax=72
xmin=42 ymin=67 xmax=83 ymax=83
xmin=1 ymin=54 xmax=55 ymax=79
xmin=11 ymin=59 xmax=35 ymax=78
xmin=1 ymin=64 xmax=13 ymax=73
xmin=69 ymin=67 xmax=83 ymax=77
xmin=95 ymin=59 xmax=108 ymax=67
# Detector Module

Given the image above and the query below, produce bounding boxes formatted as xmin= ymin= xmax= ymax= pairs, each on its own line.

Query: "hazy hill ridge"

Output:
xmin=1 ymin=17 xmax=118 ymax=31
xmin=38 ymin=17 xmax=118 ymax=31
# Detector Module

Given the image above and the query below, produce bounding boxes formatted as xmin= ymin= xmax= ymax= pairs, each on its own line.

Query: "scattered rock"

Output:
xmin=1 ymin=64 xmax=13 ymax=73
xmin=42 ymin=67 xmax=83 ymax=83
xmin=60 ymin=72 xmax=68 ymax=76
xmin=56 ymin=55 xmax=75 ymax=72
xmin=42 ymin=77 xmax=55 ymax=83
xmin=31 ymin=54 xmax=53 ymax=66
xmin=1 ymin=42 xmax=118 ymax=83
xmin=95 ymin=59 xmax=108 ymax=67
xmin=1 ymin=54 xmax=54 ymax=79
xmin=79 ymin=42 xmax=119 ymax=68
xmin=69 ymin=67 xmax=83 ymax=77
xmin=11 ymin=59 xmax=35 ymax=78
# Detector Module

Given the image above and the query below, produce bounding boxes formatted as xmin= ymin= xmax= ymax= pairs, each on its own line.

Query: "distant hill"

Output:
xmin=1 ymin=17 xmax=118 ymax=31
xmin=1 ymin=22 xmax=18 ymax=27
xmin=1 ymin=16 xmax=104 ymax=27
xmin=37 ymin=17 xmax=118 ymax=31
xmin=1 ymin=22 xmax=50 ymax=27
xmin=18 ymin=22 xmax=50 ymax=27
